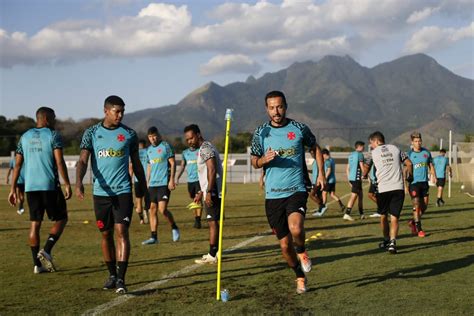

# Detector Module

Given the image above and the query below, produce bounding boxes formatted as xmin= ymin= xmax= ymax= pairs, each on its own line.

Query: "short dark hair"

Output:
xmin=440 ymin=149 xmax=446 ymax=153
xmin=265 ymin=90 xmax=287 ymax=107
xmin=147 ymin=126 xmax=159 ymax=135
xmin=322 ymin=149 xmax=330 ymax=155
xmin=138 ymin=139 xmax=146 ymax=146
xmin=410 ymin=132 xmax=422 ymax=140
xmin=369 ymin=131 xmax=385 ymax=144
xmin=36 ymin=107 xmax=55 ymax=119
xmin=184 ymin=124 xmax=201 ymax=134
xmin=104 ymin=95 xmax=125 ymax=108
xmin=355 ymin=141 xmax=365 ymax=148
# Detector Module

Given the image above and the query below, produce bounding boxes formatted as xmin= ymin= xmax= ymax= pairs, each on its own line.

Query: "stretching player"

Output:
xmin=406 ymin=132 xmax=436 ymax=238
xmin=317 ymin=149 xmax=345 ymax=216
xmin=433 ymin=149 xmax=451 ymax=207
xmin=142 ymin=126 xmax=180 ymax=244
xmin=251 ymin=90 xmax=325 ymax=294
xmin=8 ymin=107 xmax=71 ymax=273
xmin=6 ymin=156 xmax=26 ymax=215
xmin=343 ymin=141 xmax=365 ymax=221
xmin=76 ymin=95 xmax=147 ymax=294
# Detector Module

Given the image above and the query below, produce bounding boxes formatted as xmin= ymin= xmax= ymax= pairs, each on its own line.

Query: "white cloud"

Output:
xmin=405 ymin=22 xmax=474 ymax=53
xmin=406 ymin=7 xmax=440 ymax=24
xmin=200 ymin=54 xmax=261 ymax=76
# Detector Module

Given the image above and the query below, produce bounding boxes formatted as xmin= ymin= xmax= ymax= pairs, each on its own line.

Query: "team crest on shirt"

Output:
xmin=157 ymin=148 xmax=162 ymax=153
xmin=117 ymin=134 xmax=126 ymax=142
xmin=287 ymin=132 xmax=296 ymax=140
xmin=423 ymin=153 xmax=428 ymax=158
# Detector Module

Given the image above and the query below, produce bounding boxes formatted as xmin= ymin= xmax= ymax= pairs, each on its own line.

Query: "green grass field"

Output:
xmin=1 ymin=183 xmax=473 ymax=315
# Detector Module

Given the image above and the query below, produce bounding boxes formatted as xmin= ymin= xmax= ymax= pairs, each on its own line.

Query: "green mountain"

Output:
xmin=123 ymin=54 xmax=473 ymax=147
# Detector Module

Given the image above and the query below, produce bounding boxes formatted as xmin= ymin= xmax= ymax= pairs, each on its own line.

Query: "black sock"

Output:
xmin=151 ymin=231 xmax=157 ymax=239
xmin=31 ymin=246 xmax=42 ymax=267
xmin=338 ymin=200 xmax=344 ymax=208
xmin=359 ymin=209 xmax=364 ymax=215
xmin=19 ymin=201 xmax=24 ymax=209
xmin=209 ymin=244 xmax=218 ymax=257
xmin=171 ymin=223 xmax=178 ymax=230
xmin=117 ymin=261 xmax=128 ymax=281
xmin=106 ymin=261 xmax=117 ymax=277
xmin=390 ymin=239 xmax=396 ymax=244
xmin=295 ymin=245 xmax=305 ymax=254
xmin=415 ymin=221 xmax=422 ymax=231
xmin=195 ymin=216 xmax=201 ymax=222
xmin=345 ymin=208 xmax=352 ymax=215
xmin=44 ymin=234 xmax=59 ymax=254
xmin=292 ymin=264 xmax=305 ymax=278
xmin=138 ymin=213 xmax=144 ymax=220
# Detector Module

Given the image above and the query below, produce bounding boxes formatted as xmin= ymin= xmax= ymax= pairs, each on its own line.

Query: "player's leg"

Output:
xmin=26 ymin=192 xmax=44 ymax=272
xmin=288 ymin=210 xmax=311 ymax=273
xmin=344 ymin=191 xmax=358 ymax=219
xmin=279 ymin=235 xmax=306 ymax=294
xmin=387 ymin=190 xmax=404 ymax=254
xmin=143 ymin=187 xmax=159 ymax=244
xmin=158 ymin=199 xmax=180 ymax=241
xmin=331 ymin=188 xmax=345 ymax=212
xmin=195 ymin=196 xmax=220 ymax=264
xmin=17 ymin=185 xmax=25 ymax=214
xmin=357 ymin=190 xmax=364 ymax=218
xmin=135 ymin=196 xmax=144 ymax=224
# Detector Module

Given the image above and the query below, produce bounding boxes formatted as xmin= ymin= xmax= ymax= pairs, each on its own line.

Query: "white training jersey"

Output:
xmin=197 ymin=141 xmax=223 ymax=198
xmin=369 ymin=144 xmax=408 ymax=193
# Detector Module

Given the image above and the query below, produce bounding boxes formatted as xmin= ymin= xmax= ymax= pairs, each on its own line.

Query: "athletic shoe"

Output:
xmin=369 ymin=212 xmax=381 ymax=218
xmin=297 ymin=251 xmax=312 ymax=273
xmin=37 ymin=249 xmax=56 ymax=272
xmin=318 ymin=205 xmax=328 ymax=216
xmin=360 ymin=214 xmax=366 ymax=220
xmin=17 ymin=208 xmax=25 ymax=215
xmin=142 ymin=237 xmax=158 ymax=245
xmin=343 ymin=214 xmax=355 ymax=221
xmin=195 ymin=253 xmax=217 ymax=264
xmin=312 ymin=211 xmax=322 ymax=217
xmin=172 ymin=228 xmax=180 ymax=242
xmin=388 ymin=240 xmax=397 ymax=254
xmin=103 ymin=275 xmax=117 ymax=290
xmin=115 ymin=279 xmax=127 ymax=294
xmin=33 ymin=265 xmax=48 ymax=274
xmin=378 ymin=240 xmax=389 ymax=250
xmin=418 ymin=230 xmax=426 ymax=238
xmin=143 ymin=210 xmax=149 ymax=224
xmin=408 ymin=220 xmax=417 ymax=236
xmin=295 ymin=277 xmax=307 ymax=294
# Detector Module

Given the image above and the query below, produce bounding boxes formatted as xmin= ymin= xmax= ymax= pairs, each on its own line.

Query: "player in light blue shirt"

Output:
xmin=6 ymin=156 xmax=26 ymax=214
xmin=176 ymin=146 xmax=203 ymax=229
xmin=129 ymin=140 xmax=150 ymax=224
xmin=76 ymin=95 xmax=147 ymax=294
xmin=433 ymin=149 xmax=451 ymax=206
xmin=8 ymin=107 xmax=71 ymax=274
xmin=316 ymin=149 xmax=345 ymax=216
xmin=142 ymin=126 xmax=180 ymax=245
xmin=308 ymin=148 xmax=323 ymax=213
xmin=343 ymin=141 xmax=366 ymax=221
xmin=251 ymin=90 xmax=326 ymax=294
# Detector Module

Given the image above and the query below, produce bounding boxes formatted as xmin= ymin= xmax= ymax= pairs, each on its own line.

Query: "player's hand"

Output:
xmin=168 ymin=179 xmax=176 ymax=191
xmin=406 ymin=173 xmax=413 ymax=183
xmin=316 ymin=174 xmax=326 ymax=190
xmin=194 ymin=191 xmax=203 ymax=203
xmin=64 ymin=184 xmax=72 ymax=200
xmin=205 ymin=193 xmax=213 ymax=208
xmin=75 ymin=183 xmax=85 ymax=200
xmin=8 ymin=189 xmax=17 ymax=206
xmin=263 ymin=147 xmax=278 ymax=164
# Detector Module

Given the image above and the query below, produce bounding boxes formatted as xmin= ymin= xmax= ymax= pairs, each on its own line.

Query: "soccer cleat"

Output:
xmin=417 ymin=230 xmax=426 ymax=238
xmin=408 ymin=220 xmax=417 ymax=236
xmin=172 ymin=228 xmax=180 ymax=242
xmin=343 ymin=214 xmax=355 ymax=221
xmin=378 ymin=240 xmax=389 ymax=250
xmin=297 ymin=251 xmax=312 ymax=273
xmin=360 ymin=214 xmax=366 ymax=220
xmin=115 ymin=279 xmax=127 ymax=294
xmin=295 ymin=277 xmax=307 ymax=294
xmin=33 ymin=265 xmax=48 ymax=274
xmin=312 ymin=211 xmax=322 ymax=217
xmin=142 ymin=237 xmax=158 ymax=245
xmin=37 ymin=249 xmax=56 ymax=272
xmin=17 ymin=208 xmax=25 ymax=215
xmin=388 ymin=240 xmax=397 ymax=254
xmin=103 ymin=275 xmax=117 ymax=290
xmin=369 ymin=212 xmax=381 ymax=218
xmin=195 ymin=253 xmax=217 ymax=264
xmin=318 ymin=205 xmax=328 ymax=216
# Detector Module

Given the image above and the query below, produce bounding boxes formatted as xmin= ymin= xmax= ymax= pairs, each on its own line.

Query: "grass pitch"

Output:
xmin=0 ymin=183 xmax=473 ymax=315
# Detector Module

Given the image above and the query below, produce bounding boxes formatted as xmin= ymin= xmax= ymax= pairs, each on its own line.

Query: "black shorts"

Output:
xmin=187 ymin=181 xmax=201 ymax=199
xmin=93 ymin=193 xmax=133 ymax=232
xmin=377 ymin=190 xmax=405 ymax=218
xmin=368 ymin=183 xmax=378 ymax=194
xmin=312 ymin=184 xmax=323 ymax=199
xmin=265 ymin=191 xmax=308 ymax=240
xmin=149 ymin=186 xmax=171 ymax=203
xmin=409 ymin=182 xmax=430 ymax=199
xmin=204 ymin=190 xmax=221 ymax=221
xmin=324 ymin=183 xmax=336 ymax=192
xmin=436 ymin=178 xmax=446 ymax=187
xmin=17 ymin=183 xmax=25 ymax=193
xmin=27 ymin=188 xmax=67 ymax=222
xmin=350 ymin=180 xmax=362 ymax=193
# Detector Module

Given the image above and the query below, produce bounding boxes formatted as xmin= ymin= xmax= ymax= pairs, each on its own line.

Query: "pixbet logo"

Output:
xmin=98 ymin=148 xmax=125 ymax=158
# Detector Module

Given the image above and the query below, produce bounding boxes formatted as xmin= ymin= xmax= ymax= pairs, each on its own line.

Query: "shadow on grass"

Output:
xmin=0 ymin=227 xmax=29 ymax=232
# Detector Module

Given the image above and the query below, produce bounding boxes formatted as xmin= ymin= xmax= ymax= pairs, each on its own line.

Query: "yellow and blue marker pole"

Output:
xmin=216 ymin=108 xmax=233 ymax=300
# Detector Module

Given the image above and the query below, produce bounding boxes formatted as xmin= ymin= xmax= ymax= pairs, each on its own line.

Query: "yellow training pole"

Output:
xmin=216 ymin=108 xmax=233 ymax=300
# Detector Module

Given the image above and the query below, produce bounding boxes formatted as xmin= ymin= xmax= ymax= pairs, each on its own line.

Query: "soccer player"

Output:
xmin=75 ymin=95 xmax=147 ymax=294
xmin=366 ymin=131 xmax=413 ymax=254
xmin=176 ymin=143 xmax=203 ymax=229
xmin=129 ymin=139 xmax=150 ymax=224
xmin=343 ymin=141 xmax=366 ymax=221
xmin=367 ymin=164 xmax=381 ymax=218
xmin=406 ymin=132 xmax=436 ymax=238
xmin=6 ymin=156 xmax=26 ymax=215
xmin=142 ymin=126 xmax=180 ymax=244
xmin=8 ymin=107 xmax=71 ymax=274
xmin=317 ymin=149 xmax=345 ymax=216
xmin=308 ymin=148 xmax=323 ymax=215
xmin=250 ymin=90 xmax=326 ymax=294
xmin=433 ymin=149 xmax=451 ymax=207
xmin=183 ymin=124 xmax=223 ymax=264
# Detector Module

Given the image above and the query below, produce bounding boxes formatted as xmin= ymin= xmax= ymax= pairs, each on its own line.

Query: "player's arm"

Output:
xmin=176 ymin=158 xmax=186 ymax=184
xmin=446 ymin=163 xmax=452 ymax=178
xmin=346 ymin=162 xmax=350 ymax=185
xmin=251 ymin=147 xmax=278 ymax=169
xmin=8 ymin=154 xmax=24 ymax=206
xmin=146 ymin=164 xmax=151 ymax=186
xmin=128 ymin=161 xmax=134 ymax=179
xmin=75 ymin=149 xmax=90 ymax=200
xmin=130 ymin=148 xmax=147 ymax=197
xmin=54 ymin=148 xmax=72 ymax=200
xmin=313 ymin=145 xmax=326 ymax=188
xmin=168 ymin=156 xmax=176 ymax=190
xmin=429 ymin=161 xmax=437 ymax=183
xmin=6 ymin=165 xmax=12 ymax=184
xmin=403 ymin=156 xmax=413 ymax=190
xmin=205 ymin=156 xmax=217 ymax=207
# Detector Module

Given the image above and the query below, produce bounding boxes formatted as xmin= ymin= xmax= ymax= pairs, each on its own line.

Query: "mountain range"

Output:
xmin=123 ymin=53 xmax=473 ymax=148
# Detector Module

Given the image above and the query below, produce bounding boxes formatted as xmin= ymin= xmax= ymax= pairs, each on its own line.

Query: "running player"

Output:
xmin=183 ymin=124 xmax=223 ymax=264
xmin=76 ymin=95 xmax=147 ymax=294
xmin=317 ymin=149 xmax=345 ymax=217
xmin=406 ymin=132 xmax=436 ymax=238
xmin=176 ymin=143 xmax=202 ymax=229
xmin=129 ymin=139 xmax=150 ymax=224
xmin=8 ymin=107 xmax=71 ymax=274
xmin=308 ymin=148 xmax=323 ymax=215
xmin=6 ymin=155 xmax=26 ymax=215
xmin=433 ymin=149 xmax=451 ymax=207
xmin=366 ymin=131 xmax=413 ymax=254
xmin=142 ymin=126 xmax=180 ymax=244
xmin=251 ymin=90 xmax=326 ymax=294
xmin=367 ymin=164 xmax=381 ymax=218
xmin=343 ymin=141 xmax=365 ymax=221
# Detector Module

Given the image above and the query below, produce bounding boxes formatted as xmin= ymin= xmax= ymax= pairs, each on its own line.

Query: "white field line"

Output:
xmin=83 ymin=190 xmax=354 ymax=315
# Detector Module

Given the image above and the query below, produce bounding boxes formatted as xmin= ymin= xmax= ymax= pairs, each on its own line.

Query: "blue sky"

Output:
xmin=1 ymin=0 xmax=473 ymax=120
